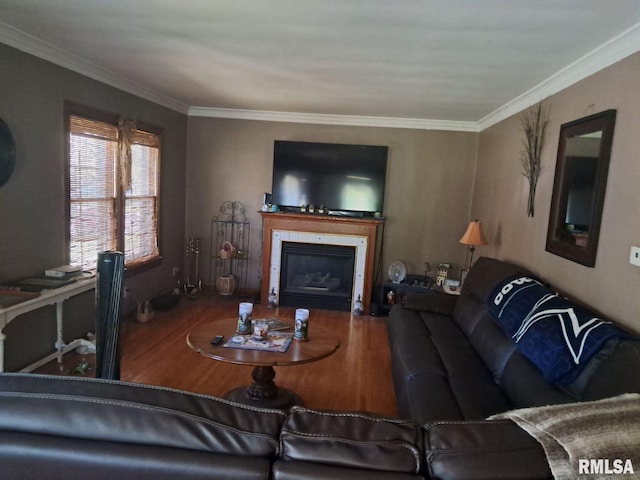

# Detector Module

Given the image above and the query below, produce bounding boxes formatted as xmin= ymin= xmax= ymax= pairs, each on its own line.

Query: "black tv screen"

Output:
xmin=272 ymin=141 xmax=388 ymax=215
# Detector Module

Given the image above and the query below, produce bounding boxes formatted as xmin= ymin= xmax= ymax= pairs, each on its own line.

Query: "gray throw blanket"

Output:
xmin=490 ymin=394 xmax=640 ymax=479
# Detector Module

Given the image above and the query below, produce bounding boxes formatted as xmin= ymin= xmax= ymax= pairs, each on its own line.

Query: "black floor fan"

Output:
xmin=95 ymin=251 xmax=124 ymax=380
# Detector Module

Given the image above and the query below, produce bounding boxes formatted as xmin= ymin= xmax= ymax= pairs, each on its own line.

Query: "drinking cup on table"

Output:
xmin=238 ymin=302 xmax=253 ymax=334
xmin=253 ymin=319 xmax=269 ymax=340
xmin=294 ymin=308 xmax=310 ymax=341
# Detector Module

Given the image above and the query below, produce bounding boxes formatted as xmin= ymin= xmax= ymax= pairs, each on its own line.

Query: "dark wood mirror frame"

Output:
xmin=546 ymin=109 xmax=616 ymax=267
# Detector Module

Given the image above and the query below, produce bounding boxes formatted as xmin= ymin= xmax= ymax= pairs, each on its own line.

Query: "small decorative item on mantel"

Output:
xmin=353 ymin=294 xmax=364 ymax=316
xmin=267 ymin=287 xmax=278 ymax=308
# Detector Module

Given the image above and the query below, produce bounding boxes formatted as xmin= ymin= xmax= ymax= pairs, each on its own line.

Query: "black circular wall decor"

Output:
xmin=0 ymin=118 xmax=17 ymax=187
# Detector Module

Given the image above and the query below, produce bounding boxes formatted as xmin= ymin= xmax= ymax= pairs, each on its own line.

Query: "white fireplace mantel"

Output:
xmin=269 ymin=230 xmax=368 ymax=309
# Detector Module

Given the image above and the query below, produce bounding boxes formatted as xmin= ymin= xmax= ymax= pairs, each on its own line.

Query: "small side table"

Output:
xmin=0 ymin=276 xmax=96 ymax=372
xmin=373 ymin=278 xmax=436 ymax=316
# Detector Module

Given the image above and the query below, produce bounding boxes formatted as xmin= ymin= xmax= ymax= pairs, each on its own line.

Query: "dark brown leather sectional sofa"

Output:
xmin=388 ymin=256 xmax=640 ymax=479
xmin=1 ymin=257 xmax=638 ymax=479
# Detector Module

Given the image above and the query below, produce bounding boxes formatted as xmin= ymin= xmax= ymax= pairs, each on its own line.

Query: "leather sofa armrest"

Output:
xmin=401 ymin=293 xmax=457 ymax=316
xmin=423 ymin=420 xmax=552 ymax=480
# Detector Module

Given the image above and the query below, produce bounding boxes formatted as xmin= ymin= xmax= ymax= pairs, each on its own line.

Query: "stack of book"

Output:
xmin=44 ymin=265 xmax=83 ymax=278
xmin=0 ymin=266 xmax=85 ymax=294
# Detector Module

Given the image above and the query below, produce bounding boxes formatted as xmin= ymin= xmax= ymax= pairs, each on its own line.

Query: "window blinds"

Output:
xmin=69 ymin=115 xmax=160 ymax=269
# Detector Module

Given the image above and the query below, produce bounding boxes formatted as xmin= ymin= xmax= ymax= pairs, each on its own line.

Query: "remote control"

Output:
xmin=211 ymin=335 xmax=224 ymax=345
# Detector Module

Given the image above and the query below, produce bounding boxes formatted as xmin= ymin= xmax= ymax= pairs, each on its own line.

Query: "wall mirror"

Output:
xmin=546 ymin=109 xmax=616 ymax=267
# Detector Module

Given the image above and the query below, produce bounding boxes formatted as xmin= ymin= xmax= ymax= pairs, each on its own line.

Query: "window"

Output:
xmin=67 ymin=106 xmax=161 ymax=270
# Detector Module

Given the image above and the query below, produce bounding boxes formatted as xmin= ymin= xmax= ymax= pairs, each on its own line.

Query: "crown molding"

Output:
xmin=187 ymin=106 xmax=480 ymax=131
xmin=0 ymin=21 xmax=190 ymax=115
xmin=3 ymin=19 xmax=639 ymax=132
xmin=477 ymin=22 xmax=640 ymax=131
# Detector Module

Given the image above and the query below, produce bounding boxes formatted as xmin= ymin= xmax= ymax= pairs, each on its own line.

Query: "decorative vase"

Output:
xmin=216 ymin=274 xmax=236 ymax=295
xmin=136 ymin=300 xmax=156 ymax=323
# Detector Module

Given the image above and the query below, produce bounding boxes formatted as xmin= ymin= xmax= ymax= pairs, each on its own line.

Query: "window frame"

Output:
xmin=64 ymin=102 xmax=163 ymax=274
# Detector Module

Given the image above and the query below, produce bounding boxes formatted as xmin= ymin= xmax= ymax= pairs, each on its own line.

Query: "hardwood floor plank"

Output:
xmin=35 ymin=295 xmax=398 ymax=418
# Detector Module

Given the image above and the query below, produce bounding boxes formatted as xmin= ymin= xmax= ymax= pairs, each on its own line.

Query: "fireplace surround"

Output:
xmin=260 ymin=212 xmax=382 ymax=314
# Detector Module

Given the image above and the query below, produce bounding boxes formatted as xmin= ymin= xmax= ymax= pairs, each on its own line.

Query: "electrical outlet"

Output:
xmin=630 ymin=246 xmax=640 ymax=267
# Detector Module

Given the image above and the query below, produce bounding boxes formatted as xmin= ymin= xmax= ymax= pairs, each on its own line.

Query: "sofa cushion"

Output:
xmin=272 ymin=459 xmax=425 ymax=480
xmin=402 ymin=292 xmax=457 ymax=316
xmin=387 ymin=305 xmax=513 ymax=423
xmin=387 ymin=309 xmax=448 ymax=376
xmin=581 ymin=340 xmax=640 ymax=400
xmin=280 ymin=407 xmax=423 ymax=474
xmin=498 ymin=353 xmax=574 ymax=407
xmin=423 ymin=420 xmax=551 ymax=480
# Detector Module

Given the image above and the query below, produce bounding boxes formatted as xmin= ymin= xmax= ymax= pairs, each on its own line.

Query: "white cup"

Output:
xmin=238 ymin=302 xmax=253 ymax=334
xmin=294 ymin=308 xmax=310 ymax=340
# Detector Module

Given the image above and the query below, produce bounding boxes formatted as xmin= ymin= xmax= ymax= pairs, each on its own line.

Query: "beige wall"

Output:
xmin=186 ymin=118 xmax=479 ymax=290
xmin=0 ymin=44 xmax=188 ymax=370
xmin=472 ymin=52 xmax=640 ymax=332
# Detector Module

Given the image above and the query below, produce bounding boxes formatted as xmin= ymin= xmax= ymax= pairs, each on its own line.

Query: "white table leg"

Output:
xmin=55 ymin=301 xmax=65 ymax=365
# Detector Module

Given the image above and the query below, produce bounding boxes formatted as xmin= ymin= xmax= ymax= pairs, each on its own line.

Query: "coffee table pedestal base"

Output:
xmin=224 ymin=366 xmax=303 ymax=409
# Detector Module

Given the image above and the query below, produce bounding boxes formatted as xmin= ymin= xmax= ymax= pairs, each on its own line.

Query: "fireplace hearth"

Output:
xmin=280 ymin=242 xmax=355 ymax=311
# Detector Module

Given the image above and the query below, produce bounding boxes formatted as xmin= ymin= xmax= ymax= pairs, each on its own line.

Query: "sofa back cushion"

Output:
xmin=459 ymin=257 xmax=530 ymax=306
xmin=280 ymin=407 xmax=423 ymax=475
xmin=580 ymin=340 xmax=640 ymax=400
xmin=0 ymin=373 xmax=285 ymax=458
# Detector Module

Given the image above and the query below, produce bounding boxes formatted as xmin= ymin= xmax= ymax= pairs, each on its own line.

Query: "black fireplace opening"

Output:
xmin=279 ymin=241 xmax=355 ymax=311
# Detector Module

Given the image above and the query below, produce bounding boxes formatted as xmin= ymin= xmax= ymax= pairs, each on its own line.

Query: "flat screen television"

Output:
xmin=271 ymin=141 xmax=388 ymax=216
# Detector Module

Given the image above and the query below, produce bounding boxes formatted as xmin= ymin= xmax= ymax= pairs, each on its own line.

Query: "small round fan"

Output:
xmin=388 ymin=260 xmax=407 ymax=284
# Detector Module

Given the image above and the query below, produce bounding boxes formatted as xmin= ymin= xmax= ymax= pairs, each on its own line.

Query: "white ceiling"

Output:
xmin=1 ymin=0 xmax=639 ymax=131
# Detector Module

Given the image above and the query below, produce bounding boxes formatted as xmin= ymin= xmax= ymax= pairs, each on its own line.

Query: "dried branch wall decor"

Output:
xmin=519 ymin=102 xmax=550 ymax=217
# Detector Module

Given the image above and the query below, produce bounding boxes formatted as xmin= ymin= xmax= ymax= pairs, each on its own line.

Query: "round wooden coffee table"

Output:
xmin=187 ymin=317 xmax=340 ymax=408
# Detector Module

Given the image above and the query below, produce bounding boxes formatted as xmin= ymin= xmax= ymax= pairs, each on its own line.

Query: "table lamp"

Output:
xmin=459 ymin=219 xmax=488 ymax=271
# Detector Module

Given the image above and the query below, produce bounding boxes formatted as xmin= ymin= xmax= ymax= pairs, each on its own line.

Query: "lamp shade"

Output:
xmin=459 ymin=220 xmax=487 ymax=246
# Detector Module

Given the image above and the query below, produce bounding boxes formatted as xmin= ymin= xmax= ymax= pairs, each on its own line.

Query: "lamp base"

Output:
xmin=467 ymin=245 xmax=476 ymax=272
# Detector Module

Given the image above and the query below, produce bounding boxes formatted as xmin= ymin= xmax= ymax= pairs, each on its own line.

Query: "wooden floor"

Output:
xmin=37 ymin=295 xmax=398 ymax=417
